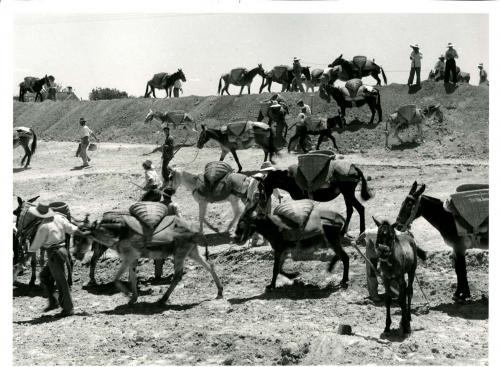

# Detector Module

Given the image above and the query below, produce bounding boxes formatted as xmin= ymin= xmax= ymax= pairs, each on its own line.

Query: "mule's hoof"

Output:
xmin=340 ymin=281 xmax=349 ymax=289
xmin=155 ymin=298 xmax=167 ymax=306
xmin=127 ymin=297 xmax=138 ymax=305
xmin=265 ymin=284 xmax=276 ymax=290
xmin=29 ymin=280 xmax=36 ymax=287
xmin=87 ymin=280 xmax=97 ymax=287
xmin=216 ymin=292 xmax=224 ymax=300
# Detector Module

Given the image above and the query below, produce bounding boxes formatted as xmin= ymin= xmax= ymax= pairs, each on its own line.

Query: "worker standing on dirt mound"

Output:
xmin=141 ymin=160 xmax=162 ymax=201
xmin=173 ymin=79 xmax=183 ymax=98
xmin=161 ymin=127 xmax=175 ymax=183
xmin=408 ymin=43 xmax=423 ymax=86
xmin=292 ymin=57 xmax=305 ymax=93
xmin=28 ymin=203 xmax=91 ymax=317
xmin=77 ymin=117 xmax=99 ymax=168
xmin=478 ymin=63 xmax=488 ymax=85
xmin=444 ymin=42 xmax=459 ymax=85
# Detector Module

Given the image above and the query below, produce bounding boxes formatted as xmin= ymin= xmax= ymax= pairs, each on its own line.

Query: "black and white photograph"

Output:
xmin=3 ymin=0 xmax=497 ymax=365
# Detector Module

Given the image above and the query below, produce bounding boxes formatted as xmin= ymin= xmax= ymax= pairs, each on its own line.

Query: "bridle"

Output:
xmin=396 ymin=194 xmax=421 ymax=231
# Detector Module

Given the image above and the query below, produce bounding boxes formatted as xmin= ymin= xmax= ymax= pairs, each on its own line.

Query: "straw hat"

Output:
xmin=410 ymin=43 xmax=420 ymax=49
xmin=478 ymin=63 xmax=484 ymax=68
xmin=447 ymin=42 xmax=454 ymax=48
xmin=259 ymin=161 xmax=276 ymax=172
xmin=439 ymin=55 xmax=445 ymax=60
xmin=293 ymin=57 xmax=300 ymax=62
xmin=296 ymin=99 xmax=304 ymax=105
xmin=79 ymin=117 xmax=86 ymax=124
xmin=142 ymin=160 xmax=154 ymax=169
xmin=28 ymin=203 xmax=55 ymax=219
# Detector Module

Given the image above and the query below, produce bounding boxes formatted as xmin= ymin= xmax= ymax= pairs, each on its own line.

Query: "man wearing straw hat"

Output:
xmin=478 ymin=63 xmax=488 ymax=85
xmin=28 ymin=203 xmax=91 ymax=317
xmin=77 ymin=117 xmax=99 ymax=167
xmin=292 ymin=57 xmax=305 ymax=93
xmin=444 ymin=42 xmax=459 ymax=85
xmin=408 ymin=43 xmax=423 ymax=86
xmin=161 ymin=127 xmax=175 ymax=184
xmin=249 ymin=161 xmax=283 ymax=246
xmin=141 ymin=159 xmax=162 ymax=201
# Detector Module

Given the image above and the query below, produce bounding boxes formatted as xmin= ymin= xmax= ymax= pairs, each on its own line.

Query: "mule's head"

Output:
xmin=13 ymin=195 xmax=39 ymax=227
xmin=395 ymin=181 xmax=426 ymax=232
xmin=257 ymin=63 xmax=266 ymax=77
xmin=234 ymin=202 xmax=259 ymax=245
xmin=302 ymin=66 xmax=311 ymax=81
xmin=163 ymin=166 xmax=182 ymax=192
xmin=373 ymin=217 xmax=397 ymax=261
xmin=73 ymin=217 xmax=118 ymax=261
xmin=177 ymin=69 xmax=187 ymax=82
xmin=328 ymin=54 xmax=343 ymax=68
xmin=196 ymin=125 xmax=210 ymax=149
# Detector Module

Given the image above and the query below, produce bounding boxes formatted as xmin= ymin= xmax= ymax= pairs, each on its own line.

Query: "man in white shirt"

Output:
xmin=408 ymin=44 xmax=423 ymax=86
xmin=141 ymin=160 xmax=162 ymax=201
xmin=29 ymin=203 xmax=90 ymax=316
xmin=77 ymin=117 xmax=99 ymax=167
xmin=173 ymin=79 xmax=182 ymax=98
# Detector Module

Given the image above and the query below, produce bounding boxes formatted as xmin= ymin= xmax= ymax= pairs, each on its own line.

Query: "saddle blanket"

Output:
xmin=444 ymin=189 xmax=489 ymax=235
xmin=22 ymin=77 xmax=40 ymax=89
xmin=271 ymin=200 xmax=345 ymax=242
xmin=165 ymin=111 xmax=187 ymax=125
xmin=230 ymin=68 xmax=247 ymax=83
xmin=273 ymin=65 xmax=291 ymax=82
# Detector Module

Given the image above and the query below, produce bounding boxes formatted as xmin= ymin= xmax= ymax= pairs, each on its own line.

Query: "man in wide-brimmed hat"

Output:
xmin=77 ymin=117 xmax=99 ymax=167
xmin=160 ymin=127 xmax=175 ymax=184
xmin=408 ymin=43 xmax=423 ymax=86
xmin=292 ymin=57 xmax=305 ymax=93
xmin=28 ymin=203 xmax=91 ymax=317
xmin=141 ymin=160 xmax=162 ymax=201
xmin=444 ymin=42 xmax=459 ymax=84
xmin=478 ymin=63 xmax=488 ymax=85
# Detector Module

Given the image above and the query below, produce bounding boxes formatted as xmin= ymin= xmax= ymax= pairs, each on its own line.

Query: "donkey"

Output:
xmin=260 ymin=164 xmax=372 ymax=235
xmin=373 ymin=217 xmax=426 ymax=335
xmin=234 ymin=200 xmax=349 ymax=289
xmin=218 ymin=64 xmax=266 ymax=95
xmin=13 ymin=127 xmax=37 ymax=168
xmin=73 ymin=215 xmax=223 ymax=305
xmin=328 ymin=55 xmax=387 ymax=85
xmin=287 ymin=113 xmax=345 ymax=153
xmin=196 ymin=124 xmax=278 ymax=172
xmin=144 ymin=109 xmax=197 ymax=131
xmin=319 ymin=84 xmax=382 ymax=125
xmin=395 ymin=181 xmax=488 ymax=302
xmin=163 ymin=166 xmax=261 ymax=234
xmin=19 ymin=75 xmax=53 ymax=102
xmin=145 ymin=69 xmax=186 ymax=98
xmin=259 ymin=66 xmax=311 ymax=93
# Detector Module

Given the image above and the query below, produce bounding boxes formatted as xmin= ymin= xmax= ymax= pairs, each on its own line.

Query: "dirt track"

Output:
xmin=13 ymin=141 xmax=488 ymax=365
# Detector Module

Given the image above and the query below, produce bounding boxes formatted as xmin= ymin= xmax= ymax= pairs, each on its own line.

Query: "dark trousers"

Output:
xmin=408 ymin=67 xmax=421 ymax=85
xmin=161 ymin=155 xmax=173 ymax=183
xmin=173 ymin=88 xmax=180 ymax=98
xmin=40 ymin=247 xmax=73 ymax=312
xmin=444 ymin=59 xmax=457 ymax=83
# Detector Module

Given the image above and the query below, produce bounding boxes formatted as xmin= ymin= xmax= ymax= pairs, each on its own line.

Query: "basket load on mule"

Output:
xmin=338 ymin=78 xmax=377 ymax=101
xmin=220 ymin=120 xmax=269 ymax=150
xmin=234 ymin=199 xmax=349 ymax=289
xmin=73 ymin=201 xmax=223 ymax=305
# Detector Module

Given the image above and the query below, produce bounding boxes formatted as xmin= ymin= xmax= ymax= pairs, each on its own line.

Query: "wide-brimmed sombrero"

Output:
xmin=29 ymin=203 xmax=55 ymax=218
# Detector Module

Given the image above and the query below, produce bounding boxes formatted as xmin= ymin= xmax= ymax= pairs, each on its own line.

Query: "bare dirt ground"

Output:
xmin=13 ymin=141 xmax=488 ymax=365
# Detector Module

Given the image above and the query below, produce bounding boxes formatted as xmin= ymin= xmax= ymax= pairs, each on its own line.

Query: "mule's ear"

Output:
xmin=17 ymin=197 xmax=23 ymax=207
xmin=391 ymin=222 xmax=398 ymax=229
xmin=372 ymin=216 xmax=382 ymax=228
xmin=415 ymin=184 xmax=426 ymax=197
xmin=28 ymin=195 xmax=39 ymax=203
xmin=409 ymin=181 xmax=418 ymax=195
xmin=201 ymin=124 xmax=206 ymax=131
xmin=340 ymin=54 xmax=343 ymax=58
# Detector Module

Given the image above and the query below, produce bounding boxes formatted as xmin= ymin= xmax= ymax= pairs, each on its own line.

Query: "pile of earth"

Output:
xmin=13 ymin=81 xmax=488 ymax=159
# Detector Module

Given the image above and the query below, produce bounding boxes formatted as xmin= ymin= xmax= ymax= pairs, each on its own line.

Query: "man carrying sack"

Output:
xmin=28 ymin=203 xmax=91 ymax=317
xmin=76 ymin=117 xmax=99 ymax=167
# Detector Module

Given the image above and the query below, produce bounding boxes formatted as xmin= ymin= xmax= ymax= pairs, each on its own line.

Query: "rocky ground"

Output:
xmin=13 ymin=140 xmax=488 ymax=365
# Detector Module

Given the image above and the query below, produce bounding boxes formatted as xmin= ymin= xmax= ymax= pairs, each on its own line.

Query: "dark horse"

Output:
xmin=328 ymin=54 xmax=387 ymax=85
xmin=218 ymin=64 xmax=266 ymax=95
xmin=13 ymin=127 xmax=37 ymax=168
xmin=395 ymin=182 xmax=488 ymax=302
xmin=19 ymin=75 xmax=53 ymax=102
xmin=259 ymin=66 xmax=312 ymax=93
xmin=196 ymin=124 xmax=278 ymax=172
xmin=145 ymin=69 xmax=186 ymax=98
xmin=259 ymin=166 xmax=372 ymax=235
xmin=257 ymin=101 xmax=289 ymax=149
xmin=319 ymin=84 xmax=382 ymax=124
xmin=287 ymin=113 xmax=345 ymax=153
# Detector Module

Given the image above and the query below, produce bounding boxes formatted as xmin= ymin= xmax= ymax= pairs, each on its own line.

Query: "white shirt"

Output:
xmin=144 ymin=169 xmax=161 ymax=189
xmin=300 ymin=104 xmax=312 ymax=116
xmin=174 ymin=80 xmax=182 ymax=88
xmin=79 ymin=125 xmax=92 ymax=138
xmin=29 ymin=214 xmax=77 ymax=252
xmin=410 ymin=51 xmax=423 ymax=68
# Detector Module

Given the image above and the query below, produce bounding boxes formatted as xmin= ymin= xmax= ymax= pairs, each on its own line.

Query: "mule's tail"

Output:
xmin=353 ymin=165 xmax=373 ymax=201
xmin=30 ymin=128 xmax=37 ymax=155
xmin=416 ymin=245 xmax=427 ymax=261
xmin=217 ymin=77 xmax=223 ymax=95
xmin=257 ymin=110 xmax=264 ymax=122
xmin=380 ymin=66 xmax=387 ymax=85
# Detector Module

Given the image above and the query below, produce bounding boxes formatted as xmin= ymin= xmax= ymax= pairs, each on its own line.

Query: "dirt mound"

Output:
xmin=13 ymin=82 xmax=488 ymax=158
